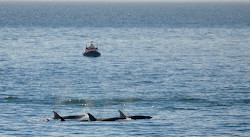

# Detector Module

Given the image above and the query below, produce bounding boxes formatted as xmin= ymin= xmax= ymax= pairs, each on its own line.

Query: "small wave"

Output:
xmin=240 ymin=99 xmax=250 ymax=104
xmin=0 ymin=96 xmax=20 ymax=103
xmin=165 ymin=106 xmax=197 ymax=110
xmin=214 ymin=103 xmax=229 ymax=106
xmin=237 ymin=129 xmax=250 ymax=132
xmin=63 ymin=99 xmax=88 ymax=104
xmin=133 ymin=80 xmax=154 ymax=85
xmin=27 ymin=119 xmax=50 ymax=122
xmin=0 ymin=59 xmax=7 ymax=62
xmin=178 ymin=97 xmax=208 ymax=103
xmin=61 ymin=98 xmax=145 ymax=107
xmin=174 ymin=107 xmax=196 ymax=110
xmin=135 ymin=80 xmax=154 ymax=84
xmin=176 ymin=97 xmax=227 ymax=107
xmin=177 ymin=97 xmax=250 ymax=107
xmin=4 ymin=96 xmax=19 ymax=99
xmin=0 ymin=96 xmax=59 ymax=105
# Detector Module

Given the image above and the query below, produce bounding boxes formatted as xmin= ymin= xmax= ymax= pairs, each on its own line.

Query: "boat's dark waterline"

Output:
xmin=83 ymin=51 xmax=101 ymax=57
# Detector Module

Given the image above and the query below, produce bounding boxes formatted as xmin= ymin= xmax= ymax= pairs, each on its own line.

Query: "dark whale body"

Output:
xmin=88 ymin=113 xmax=127 ymax=121
xmin=118 ymin=110 xmax=152 ymax=120
xmin=53 ymin=111 xmax=85 ymax=120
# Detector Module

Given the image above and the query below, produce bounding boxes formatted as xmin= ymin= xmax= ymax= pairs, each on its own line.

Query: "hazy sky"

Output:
xmin=1 ymin=0 xmax=250 ymax=2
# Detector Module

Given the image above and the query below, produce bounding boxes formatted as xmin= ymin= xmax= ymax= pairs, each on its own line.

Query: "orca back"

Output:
xmin=129 ymin=115 xmax=152 ymax=120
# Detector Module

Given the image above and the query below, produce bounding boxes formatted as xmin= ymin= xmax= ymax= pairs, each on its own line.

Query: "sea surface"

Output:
xmin=0 ymin=2 xmax=249 ymax=137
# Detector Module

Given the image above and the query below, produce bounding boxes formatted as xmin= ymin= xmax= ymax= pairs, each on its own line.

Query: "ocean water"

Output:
xmin=0 ymin=2 xmax=250 ymax=137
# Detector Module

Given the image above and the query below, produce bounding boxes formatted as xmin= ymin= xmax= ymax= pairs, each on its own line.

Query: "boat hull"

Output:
xmin=83 ymin=51 xmax=101 ymax=57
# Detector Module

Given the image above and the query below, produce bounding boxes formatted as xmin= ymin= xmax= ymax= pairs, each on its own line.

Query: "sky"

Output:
xmin=1 ymin=0 xmax=250 ymax=2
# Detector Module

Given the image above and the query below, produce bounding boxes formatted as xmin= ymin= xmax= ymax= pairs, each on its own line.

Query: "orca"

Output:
xmin=52 ymin=112 xmax=65 ymax=121
xmin=50 ymin=110 xmax=152 ymax=122
xmin=87 ymin=113 xmax=127 ymax=121
xmin=53 ymin=112 xmax=88 ymax=122
xmin=118 ymin=110 xmax=152 ymax=120
xmin=53 ymin=111 xmax=85 ymax=120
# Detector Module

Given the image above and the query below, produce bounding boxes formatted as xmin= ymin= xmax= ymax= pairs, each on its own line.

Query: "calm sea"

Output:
xmin=0 ymin=2 xmax=249 ymax=136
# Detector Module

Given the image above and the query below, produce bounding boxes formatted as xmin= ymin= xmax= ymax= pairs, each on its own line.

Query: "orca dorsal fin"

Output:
xmin=88 ymin=113 xmax=97 ymax=121
xmin=118 ymin=110 xmax=126 ymax=118
xmin=53 ymin=111 xmax=61 ymax=119
xmin=53 ymin=111 xmax=65 ymax=121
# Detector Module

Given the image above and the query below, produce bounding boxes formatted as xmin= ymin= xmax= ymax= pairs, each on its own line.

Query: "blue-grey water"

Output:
xmin=0 ymin=2 xmax=250 ymax=136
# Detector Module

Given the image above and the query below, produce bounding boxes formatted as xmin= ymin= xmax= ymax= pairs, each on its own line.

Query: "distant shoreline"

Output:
xmin=1 ymin=0 xmax=250 ymax=4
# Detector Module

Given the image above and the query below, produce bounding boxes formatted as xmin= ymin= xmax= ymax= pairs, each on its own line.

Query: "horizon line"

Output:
xmin=1 ymin=0 xmax=250 ymax=3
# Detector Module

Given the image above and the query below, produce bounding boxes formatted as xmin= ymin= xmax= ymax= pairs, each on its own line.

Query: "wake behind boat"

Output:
xmin=83 ymin=41 xmax=101 ymax=57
